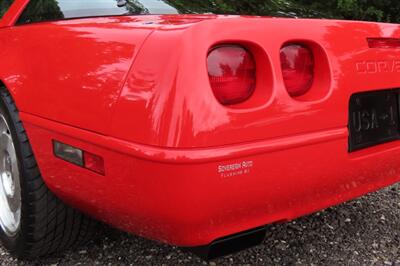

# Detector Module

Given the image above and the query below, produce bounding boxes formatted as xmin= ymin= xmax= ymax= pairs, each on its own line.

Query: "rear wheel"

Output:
xmin=0 ymin=88 xmax=98 ymax=259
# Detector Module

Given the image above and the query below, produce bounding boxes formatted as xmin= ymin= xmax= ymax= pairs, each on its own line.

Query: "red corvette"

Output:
xmin=0 ymin=0 xmax=399 ymax=260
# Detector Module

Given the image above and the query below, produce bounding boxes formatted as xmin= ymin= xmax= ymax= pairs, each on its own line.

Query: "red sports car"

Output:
xmin=0 ymin=0 xmax=399 ymax=260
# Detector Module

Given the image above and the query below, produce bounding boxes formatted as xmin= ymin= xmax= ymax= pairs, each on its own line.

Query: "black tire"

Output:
xmin=0 ymin=88 xmax=98 ymax=259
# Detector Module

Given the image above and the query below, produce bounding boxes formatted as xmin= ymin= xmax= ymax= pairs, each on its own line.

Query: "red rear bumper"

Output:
xmin=21 ymin=113 xmax=400 ymax=247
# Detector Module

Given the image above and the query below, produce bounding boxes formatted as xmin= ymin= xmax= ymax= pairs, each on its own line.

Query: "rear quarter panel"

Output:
xmin=0 ymin=16 xmax=154 ymax=134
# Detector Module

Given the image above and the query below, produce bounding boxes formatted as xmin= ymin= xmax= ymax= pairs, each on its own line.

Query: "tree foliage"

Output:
xmin=294 ymin=0 xmax=400 ymax=22
xmin=164 ymin=0 xmax=400 ymax=23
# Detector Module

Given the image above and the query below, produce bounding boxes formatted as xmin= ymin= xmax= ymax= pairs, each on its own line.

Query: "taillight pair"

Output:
xmin=207 ymin=44 xmax=314 ymax=105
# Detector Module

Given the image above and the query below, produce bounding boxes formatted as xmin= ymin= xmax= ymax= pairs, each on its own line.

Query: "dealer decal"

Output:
xmin=218 ymin=160 xmax=254 ymax=178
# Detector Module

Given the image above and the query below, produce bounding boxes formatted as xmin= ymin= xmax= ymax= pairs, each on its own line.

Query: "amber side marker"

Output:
xmin=53 ymin=140 xmax=105 ymax=175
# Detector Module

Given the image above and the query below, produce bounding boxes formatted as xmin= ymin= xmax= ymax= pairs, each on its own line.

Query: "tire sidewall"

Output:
xmin=0 ymin=91 xmax=27 ymax=254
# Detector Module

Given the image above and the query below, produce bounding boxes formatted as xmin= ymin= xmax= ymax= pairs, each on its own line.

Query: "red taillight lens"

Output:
xmin=280 ymin=44 xmax=314 ymax=97
xmin=207 ymin=45 xmax=256 ymax=105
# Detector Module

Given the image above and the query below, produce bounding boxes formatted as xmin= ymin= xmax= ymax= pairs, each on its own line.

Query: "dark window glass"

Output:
xmin=16 ymin=0 xmax=400 ymax=25
xmin=0 ymin=0 xmax=14 ymax=19
xmin=17 ymin=0 xmax=180 ymax=24
xmin=14 ymin=0 xmax=323 ymax=25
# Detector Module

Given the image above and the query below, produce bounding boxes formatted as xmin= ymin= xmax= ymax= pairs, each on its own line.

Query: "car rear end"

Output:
xmin=23 ymin=16 xmax=400 ymax=258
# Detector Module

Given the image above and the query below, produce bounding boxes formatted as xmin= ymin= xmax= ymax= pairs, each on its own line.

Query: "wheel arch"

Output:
xmin=0 ymin=79 xmax=22 ymax=113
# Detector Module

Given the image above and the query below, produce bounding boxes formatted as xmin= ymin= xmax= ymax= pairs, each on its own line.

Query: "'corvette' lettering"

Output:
xmin=356 ymin=60 xmax=400 ymax=74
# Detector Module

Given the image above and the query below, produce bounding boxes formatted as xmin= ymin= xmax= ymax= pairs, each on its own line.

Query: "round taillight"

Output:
xmin=280 ymin=44 xmax=314 ymax=97
xmin=207 ymin=45 xmax=256 ymax=105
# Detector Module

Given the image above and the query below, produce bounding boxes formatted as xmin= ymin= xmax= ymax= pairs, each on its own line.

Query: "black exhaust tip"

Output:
xmin=187 ymin=226 xmax=267 ymax=261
